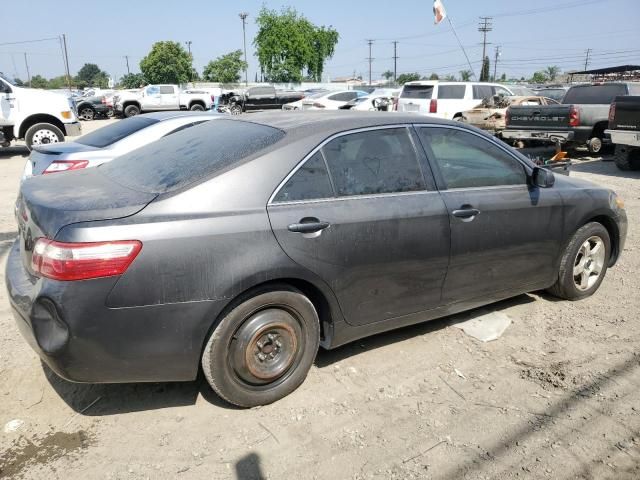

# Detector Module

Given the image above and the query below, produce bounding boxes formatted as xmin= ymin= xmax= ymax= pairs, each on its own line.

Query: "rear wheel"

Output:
xmin=124 ymin=104 xmax=140 ymax=118
xmin=587 ymin=136 xmax=603 ymax=154
xmin=190 ymin=103 xmax=205 ymax=111
xmin=230 ymin=104 xmax=242 ymax=115
xmin=24 ymin=123 xmax=65 ymax=150
xmin=202 ymin=286 xmax=320 ymax=407
xmin=613 ymin=145 xmax=640 ymax=171
xmin=547 ymin=222 xmax=610 ymax=300
xmin=78 ymin=106 xmax=95 ymax=121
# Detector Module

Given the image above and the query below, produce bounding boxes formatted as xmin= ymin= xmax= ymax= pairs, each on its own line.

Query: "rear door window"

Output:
xmin=437 ymin=85 xmax=466 ymax=99
xmin=101 ymin=120 xmax=285 ymax=194
xmin=75 ymin=116 xmax=158 ymax=148
xmin=562 ymin=84 xmax=627 ymax=104
xmin=400 ymin=85 xmax=434 ymax=99
xmin=328 ymin=92 xmax=357 ymax=102
xmin=321 ymin=128 xmax=426 ymax=196
xmin=160 ymin=86 xmax=175 ymax=94
xmin=472 ymin=85 xmax=493 ymax=100
xmin=273 ymin=152 xmax=334 ymax=202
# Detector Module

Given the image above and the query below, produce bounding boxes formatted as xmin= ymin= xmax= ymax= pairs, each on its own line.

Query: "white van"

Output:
xmin=396 ymin=81 xmax=515 ymax=120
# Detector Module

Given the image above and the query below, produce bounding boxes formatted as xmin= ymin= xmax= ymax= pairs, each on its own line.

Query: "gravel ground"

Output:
xmin=0 ymin=122 xmax=639 ymax=479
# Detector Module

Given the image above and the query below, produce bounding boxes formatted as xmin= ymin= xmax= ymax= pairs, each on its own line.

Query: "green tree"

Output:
xmin=396 ymin=72 xmax=421 ymax=85
xmin=30 ymin=75 xmax=48 ymax=88
xmin=459 ymin=70 xmax=472 ymax=81
xmin=76 ymin=63 xmax=102 ymax=85
xmin=140 ymin=41 xmax=192 ymax=84
xmin=202 ymin=50 xmax=248 ymax=83
xmin=429 ymin=73 xmax=439 ymax=80
xmin=479 ymin=56 xmax=490 ymax=81
xmin=500 ymin=73 xmax=507 ymax=81
xmin=382 ymin=70 xmax=394 ymax=81
xmin=13 ymin=78 xmax=24 ymax=86
xmin=531 ymin=71 xmax=548 ymax=83
xmin=254 ymin=7 xmax=338 ymax=83
xmin=444 ymin=74 xmax=457 ymax=81
xmin=545 ymin=65 xmax=560 ymax=82
xmin=119 ymin=73 xmax=147 ymax=88
xmin=47 ymin=76 xmax=69 ymax=89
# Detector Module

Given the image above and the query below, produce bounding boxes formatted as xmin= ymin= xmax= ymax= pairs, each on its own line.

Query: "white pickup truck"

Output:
xmin=0 ymin=74 xmax=82 ymax=150
xmin=113 ymin=84 xmax=214 ymax=117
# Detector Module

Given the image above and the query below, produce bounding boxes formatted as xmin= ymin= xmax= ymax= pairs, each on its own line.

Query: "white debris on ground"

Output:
xmin=3 ymin=419 xmax=24 ymax=433
xmin=451 ymin=309 xmax=512 ymax=342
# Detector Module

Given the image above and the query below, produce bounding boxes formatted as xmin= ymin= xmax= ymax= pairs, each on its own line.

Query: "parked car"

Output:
xmin=503 ymin=82 xmax=640 ymax=153
xmin=460 ymin=95 xmax=559 ymax=136
xmin=113 ymin=85 xmax=214 ymax=117
xmin=283 ymin=90 xmax=368 ymax=110
xmin=396 ymin=81 xmax=517 ymax=120
xmin=606 ymin=95 xmax=640 ymax=170
xmin=532 ymin=86 xmax=570 ymax=103
xmin=8 ymin=111 xmax=627 ymax=407
xmin=23 ymin=111 xmax=220 ymax=177
xmin=0 ymin=73 xmax=81 ymax=150
xmin=217 ymin=86 xmax=305 ymax=114
xmin=76 ymin=95 xmax=112 ymax=121
xmin=339 ymin=88 xmax=401 ymax=111
xmin=503 ymin=85 xmax=537 ymax=96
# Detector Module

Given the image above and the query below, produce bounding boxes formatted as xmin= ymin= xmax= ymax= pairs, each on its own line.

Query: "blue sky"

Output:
xmin=1 ymin=0 xmax=639 ymax=82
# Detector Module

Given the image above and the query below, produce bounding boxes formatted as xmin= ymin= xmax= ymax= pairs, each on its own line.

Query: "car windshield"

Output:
xmin=101 ymin=119 xmax=286 ymax=194
xmin=0 ymin=73 xmax=16 ymax=86
xmin=76 ymin=116 xmax=158 ymax=148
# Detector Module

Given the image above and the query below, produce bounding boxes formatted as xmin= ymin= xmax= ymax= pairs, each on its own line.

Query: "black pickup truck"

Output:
xmin=503 ymin=83 xmax=640 ymax=153
xmin=218 ymin=86 xmax=305 ymax=114
xmin=606 ymin=95 xmax=640 ymax=170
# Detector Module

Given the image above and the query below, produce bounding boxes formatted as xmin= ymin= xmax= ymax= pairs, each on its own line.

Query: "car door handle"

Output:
xmin=288 ymin=220 xmax=330 ymax=234
xmin=452 ymin=208 xmax=480 ymax=219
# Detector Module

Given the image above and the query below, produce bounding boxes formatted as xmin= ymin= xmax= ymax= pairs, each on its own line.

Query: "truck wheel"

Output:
xmin=230 ymin=104 xmax=242 ymax=115
xmin=613 ymin=145 xmax=640 ymax=171
xmin=25 ymin=123 xmax=65 ymax=150
xmin=190 ymin=104 xmax=205 ymax=111
xmin=124 ymin=105 xmax=140 ymax=118
xmin=587 ymin=137 xmax=603 ymax=154
xmin=79 ymin=106 xmax=95 ymax=121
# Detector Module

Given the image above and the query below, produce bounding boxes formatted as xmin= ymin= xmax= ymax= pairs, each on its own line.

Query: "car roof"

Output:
xmin=403 ymin=81 xmax=505 ymax=87
xmin=137 ymin=111 xmax=222 ymax=121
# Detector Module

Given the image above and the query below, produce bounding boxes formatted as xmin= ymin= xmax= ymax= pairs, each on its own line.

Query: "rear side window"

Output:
xmin=329 ymin=92 xmax=357 ymax=102
xmin=400 ymin=85 xmax=434 ymax=99
xmin=322 ymin=128 xmax=425 ymax=196
xmin=562 ymin=84 xmax=627 ymax=104
xmin=472 ymin=85 xmax=493 ymax=100
xmin=437 ymin=85 xmax=466 ymax=99
xmin=419 ymin=128 xmax=526 ymax=189
xmin=273 ymin=152 xmax=333 ymax=202
xmin=160 ymin=86 xmax=174 ymax=94
xmin=75 ymin=116 xmax=158 ymax=148
xmin=248 ymin=86 xmax=275 ymax=96
xmin=101 ymin=120 xmax=285 ymax=194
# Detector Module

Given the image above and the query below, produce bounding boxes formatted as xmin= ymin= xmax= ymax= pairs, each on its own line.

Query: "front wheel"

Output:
xmin=587 ymin=136 xmax=603 ymax=154
xmin=202 ymin=287 xmax=320 ymax=407
xmin=190 ymin=103 xmax=205 ymax=111
xmin=78 ymin=106 xmax=95 ymax=121
xmin=547 ymin=222 xmax=610 ymax=300
xmin=24 ymin=123 xmax=65 ymax=150
xmin=229 ymin=104 xmax=242 ymax=115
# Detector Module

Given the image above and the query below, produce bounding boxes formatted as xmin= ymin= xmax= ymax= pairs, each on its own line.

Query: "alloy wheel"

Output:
xmin=573 ymin=235 xmax=606 ymax=291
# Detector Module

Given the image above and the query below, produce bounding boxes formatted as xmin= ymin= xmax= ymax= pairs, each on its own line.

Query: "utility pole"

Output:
xmin=478 ymin=17 xmax=492 ymax=81
xmin=23 ymin=52 xmax=31 ymax=87
xmin=185 ymin=41 xmax=193 ymax=83
xmin=392 ymin=41 xmax=399 ymax=83
xmin=584 ymin=48 xmax=592 ymax=71
xmin=493 ymin=46 xmax=501 ymax=81
xmin=61 ymin=34 xmax=72 ymax=90
xmin=239 ymin=12 xmax=249 ymax=86
xmin=366 ymin=39 xmax=374 ymax=85
xmin=124 ymin=55 xmax=130 ymax=75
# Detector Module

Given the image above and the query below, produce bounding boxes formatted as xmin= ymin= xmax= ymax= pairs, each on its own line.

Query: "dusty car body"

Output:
xmin=461 ymin=95 xmax=559 ymax=135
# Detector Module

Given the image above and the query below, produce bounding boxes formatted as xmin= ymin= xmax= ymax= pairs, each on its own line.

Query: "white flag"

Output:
xmin=434 ymin=0 xmax=447 ymax=24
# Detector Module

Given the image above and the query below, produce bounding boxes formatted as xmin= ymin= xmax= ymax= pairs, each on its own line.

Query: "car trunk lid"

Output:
xmin=17 ymin=169 xmax=157 ymax=274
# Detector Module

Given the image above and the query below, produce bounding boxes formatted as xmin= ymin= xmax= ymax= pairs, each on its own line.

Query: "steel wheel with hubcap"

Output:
xmin=24 ymin=123 xmax=65 ymax=151
xmin=587 ymin=137 xmax=603 ymax=154
xmin=202 ymin=286 xmax=320 ymax=407
xmin=547 ymin=222 xmax=610 ymax=300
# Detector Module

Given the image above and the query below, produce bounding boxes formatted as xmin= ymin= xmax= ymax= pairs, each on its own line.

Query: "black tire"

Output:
xmin=202 ymin=286 xmax=320 ymax=407
xmin=230 ymin=104 xmax=242 ymax=115
xmin=613 ymin=145 xmax=640 ymax=171
xmin=24 ymin=123 xmax=65 ymax=150
xmin=78 ymin=106 xmax=95 ymax=121
xmin=123 ymin=104 xmax=140 ymax=118
xmin=190 ymin=103 xmax=205 ymax=111
xmin=587 ymin=136 xmax=603 ymax=154
xmin=547 ymin=222 xmax=610 ymax=301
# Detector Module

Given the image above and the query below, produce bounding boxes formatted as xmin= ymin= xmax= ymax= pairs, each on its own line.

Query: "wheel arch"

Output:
xmin=122 ymin=100 xmax=141 ymax=110
xmin=189 ymin=99 xmax=205 ymax=109
xmin=590 ymin=121 xmax=608 ymax=139
xmin=585 ymin=214 xmax=620 ymax=266
xmin=18 ymin=114 xmax=66 ymax=139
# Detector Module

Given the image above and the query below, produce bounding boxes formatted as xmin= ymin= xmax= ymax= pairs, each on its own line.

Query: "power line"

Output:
xmin=0 ymin=36 xmax=60 ymax=47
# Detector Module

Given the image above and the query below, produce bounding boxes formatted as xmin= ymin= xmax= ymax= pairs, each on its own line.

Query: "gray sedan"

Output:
xmin=23 ymin=111 xmax=220 ymax=177
xmin=8 ymin=112 xmax=627 ymax=407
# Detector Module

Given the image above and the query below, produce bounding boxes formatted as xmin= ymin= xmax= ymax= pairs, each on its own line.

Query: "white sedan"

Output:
xmin=283 ymin=90 xmax=368 ymax=111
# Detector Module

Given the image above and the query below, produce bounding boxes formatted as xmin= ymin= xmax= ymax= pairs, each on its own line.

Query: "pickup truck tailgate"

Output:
xmin=508 ymin=105 xmax=571 ymax=129
xmin=611 ymin=96 xmax=640 ymax=131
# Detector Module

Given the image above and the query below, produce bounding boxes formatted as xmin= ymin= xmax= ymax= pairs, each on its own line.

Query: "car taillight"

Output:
xmin=608 ymin=102 xmax=616 ymax=127
xmin=211 ymin=95 xmax=215 ymax=104
xmin=31 ymin=239 xmax=142 ymax=281
xmin=429 ymin=99 xmax=438 ymax=113
xmin=569 ymin=105 xmax=580 ymax=127
xmin=505 ymin=108 xmax=511 ymax=126
xmin=43 ymin=160 xmax=89 ymax=174
xmin=313 ymin=102 xmax=326 ymax=108
xmin=101 ymin=96 xmax=107 ymax=104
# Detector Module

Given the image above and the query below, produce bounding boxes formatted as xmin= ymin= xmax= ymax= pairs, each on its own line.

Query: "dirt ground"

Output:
xmin=0 ymin=121 xmax=639 ymax=479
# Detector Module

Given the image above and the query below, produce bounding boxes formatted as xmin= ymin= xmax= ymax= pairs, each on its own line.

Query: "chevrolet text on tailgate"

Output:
xmin=503 ymin=82 xmax=640 ymax=154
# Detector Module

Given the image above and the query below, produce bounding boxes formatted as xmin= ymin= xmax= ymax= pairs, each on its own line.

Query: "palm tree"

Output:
xmin=545 ymin=66 xmax=560 ymax=82
xmin=382 ymin=70 xmax=394 ymax=81
xmin=459 ymin=70 xmax=472 ymax=81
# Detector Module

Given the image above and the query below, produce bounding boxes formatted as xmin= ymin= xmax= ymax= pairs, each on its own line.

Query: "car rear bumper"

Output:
xmin=605 ymin=129 xmax=640 ymax=147
xmin=5 ymin=239 xmax=225 ymax=384
xmin=63 ymin=122 xmax=82 ymax=137
xmin=502 ymin=129 xmax=575 ymax=143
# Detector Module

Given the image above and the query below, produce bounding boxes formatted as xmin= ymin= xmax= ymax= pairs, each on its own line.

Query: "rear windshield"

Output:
xmin=562 ymin=84 xmax=627 ymax=104
xmin=76 ymin=116 xmax=157 ymax=148
xmin=100 ymin=119 xmax=285 ymax=194
xmin=400 ymin=85 xmax=434 ymax=99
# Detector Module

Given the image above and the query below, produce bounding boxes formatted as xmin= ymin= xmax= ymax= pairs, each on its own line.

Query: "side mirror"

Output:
xmin=532 ymin=167 xmax=555 ymax=188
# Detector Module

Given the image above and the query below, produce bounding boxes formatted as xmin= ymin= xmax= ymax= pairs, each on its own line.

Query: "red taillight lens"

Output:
xmin=43 ymin=160 xmax=89 ymax=174
xmin=31 ymin=239 xmax=142 ymax=281
xmin=211 ymin=95 xmax=215 ymax=103
xmin=429 ymin=99 xmax=438 ymax=113
xmin=609 ymin=102 xmax=616 ymax=127
xmin=569 ymin=105 xmax=580 ymax=127
xmin=101 ymin=96 xmax=107 ymax=104
xmin=505 ymin=108 xmax=511 ymax=126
